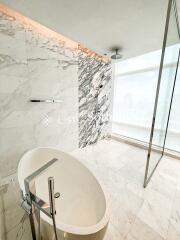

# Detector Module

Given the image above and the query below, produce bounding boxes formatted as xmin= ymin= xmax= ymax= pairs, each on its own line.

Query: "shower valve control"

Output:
xmin=54 ymin=192 xmax=61 ymax=198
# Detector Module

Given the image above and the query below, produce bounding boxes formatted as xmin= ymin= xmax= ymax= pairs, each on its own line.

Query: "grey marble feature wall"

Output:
xmin=0 ymin=6 xmax=111 ymax=240
xmin=78 ymin=48 xmax=112 ymax=148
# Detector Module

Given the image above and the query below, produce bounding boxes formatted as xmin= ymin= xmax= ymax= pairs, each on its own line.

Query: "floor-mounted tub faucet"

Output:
xmin=20 ymin=158 xmax=60 ymax=240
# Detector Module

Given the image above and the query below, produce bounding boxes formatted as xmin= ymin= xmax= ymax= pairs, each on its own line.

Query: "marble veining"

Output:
xmin=0 ymin=7 xmax=111 ymax=240
xmin=1 ymin=137 xmax=180 ymax=240
xmin=78 ymin=48 xmax=111 ymax=148
xmin=0 ymin=10 xmax=79 ymax=178
xmin=72 ymin=139 xmax=180 ymax=240
xmin=0 ymin=174 xmax=31 ymax=240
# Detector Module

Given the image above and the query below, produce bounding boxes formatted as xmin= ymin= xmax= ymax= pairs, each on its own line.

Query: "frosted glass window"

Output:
xmin=166 ymin=67 xmax=180 ymax=152
xmin=115 ymin=44 xmax=179 ymax=75
xmin=112 ymin=44 xmax=180 ymax=151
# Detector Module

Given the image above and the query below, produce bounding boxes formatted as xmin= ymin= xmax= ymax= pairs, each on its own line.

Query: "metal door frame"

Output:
xmin=144 ymin=0 xmax=180 ymax=187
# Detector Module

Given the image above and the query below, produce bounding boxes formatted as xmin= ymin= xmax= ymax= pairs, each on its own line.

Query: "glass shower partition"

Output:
xmin=144 ymin=0 xmax=180 ymax=187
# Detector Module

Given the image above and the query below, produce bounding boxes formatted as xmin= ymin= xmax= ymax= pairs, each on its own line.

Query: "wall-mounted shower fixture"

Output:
xmin=111 ymin=48 xmax=122 ymax=60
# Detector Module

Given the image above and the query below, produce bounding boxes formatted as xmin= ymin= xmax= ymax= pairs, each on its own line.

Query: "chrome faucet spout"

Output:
xmin=20 ymin=158 xmax=59 ymax=240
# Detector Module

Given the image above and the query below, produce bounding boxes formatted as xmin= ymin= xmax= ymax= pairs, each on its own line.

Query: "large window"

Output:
xmin=166 ymin=62 xmax=180 ymax=152
xmin=112 ymin=44 xmax=180 ymax=152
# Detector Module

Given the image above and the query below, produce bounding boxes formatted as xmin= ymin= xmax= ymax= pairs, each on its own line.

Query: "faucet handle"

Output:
xmin=54 ymin=192 xmax=60 ymax=198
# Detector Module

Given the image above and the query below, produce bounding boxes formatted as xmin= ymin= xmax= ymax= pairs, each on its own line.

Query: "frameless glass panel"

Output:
xmin=113 ymin=50 xmax=161 ymax=141
xmin=166 ymin=64 xmax=180 ymax=152
xmin=144 ymin=0 xmax=180 ymax=186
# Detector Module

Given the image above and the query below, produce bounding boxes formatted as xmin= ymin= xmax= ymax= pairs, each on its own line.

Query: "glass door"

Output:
xmin=144 ymin=0 xmax=180 ymax=187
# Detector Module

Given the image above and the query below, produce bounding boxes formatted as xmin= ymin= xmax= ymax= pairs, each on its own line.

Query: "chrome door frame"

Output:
xmin=143 ymin=0 xmax=180 ymax=187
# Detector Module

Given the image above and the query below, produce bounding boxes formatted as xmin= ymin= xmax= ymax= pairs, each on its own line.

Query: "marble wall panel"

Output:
xmin=78 ymin=49 xmax=112 ymax=148
xmin=0 ymin=10 xmax=80 ymax=179
xmin=0 ymin=6 xmax=112 ymax=240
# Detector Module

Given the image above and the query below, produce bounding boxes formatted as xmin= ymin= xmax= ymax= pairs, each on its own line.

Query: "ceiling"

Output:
xmin=0 ymin=0 xmax=180 ymax=60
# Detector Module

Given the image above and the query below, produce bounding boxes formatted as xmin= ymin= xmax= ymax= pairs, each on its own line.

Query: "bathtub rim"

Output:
xmin=18 ymin=146 xmax=110 ymax=235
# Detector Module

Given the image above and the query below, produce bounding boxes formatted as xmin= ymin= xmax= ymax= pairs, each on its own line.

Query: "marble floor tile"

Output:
xmin=71 ymin=139 xmax=180 ymax=240
xmin=1 ymin=139 xmax=180 ymax=240
xmin=137 ymin=188 xmax=173 ymax=238
xmin=166 ymin=221 xmax=180 ymax=240
xmin=125 ymin=217 xmax=165 ymax=240
xmin=147 ymin=170 xmax=177 ymax=200
xmin=6 ymin=214 xmax=31 ymax=240
xmin=110 ymin=189 xmax=144 ymax=239
xmin=157 ymin=157 xmax=180 ymax=182
xmin=169 ymin=190 xmax=180 ymax=238
xmin=104 ymin=221 xmax=123 ymax=240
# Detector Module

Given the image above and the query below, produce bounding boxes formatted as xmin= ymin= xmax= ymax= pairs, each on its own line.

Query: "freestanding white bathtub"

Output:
xmin=18 ymin=147 xmax=110 ymax=240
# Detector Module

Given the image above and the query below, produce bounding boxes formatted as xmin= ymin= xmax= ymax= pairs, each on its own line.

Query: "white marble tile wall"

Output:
xmin=0 ymin=8 xmax=112 ymax=240
xmin=0 ymin=11 xmax=79 ymax=179
xmin=0 ymin=9 xmax=111 ymax=178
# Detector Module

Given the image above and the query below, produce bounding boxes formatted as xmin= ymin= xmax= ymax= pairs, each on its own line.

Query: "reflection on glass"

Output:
xmin=112 ymin=0 xmax=180 ymax=187
xmin=145 ymin=0 xmax=180 ymax=184
xmin=112 ymin=45 xmax=180 ymax=143
xmin=166 ymin=65 xmax=180 ymax=151
xmin=113 ymin=49 xmax=161 ymax=141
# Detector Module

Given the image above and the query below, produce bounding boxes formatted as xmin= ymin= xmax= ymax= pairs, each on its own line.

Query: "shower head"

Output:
xmin=111 ymin=49 xmax=122 ymax=60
